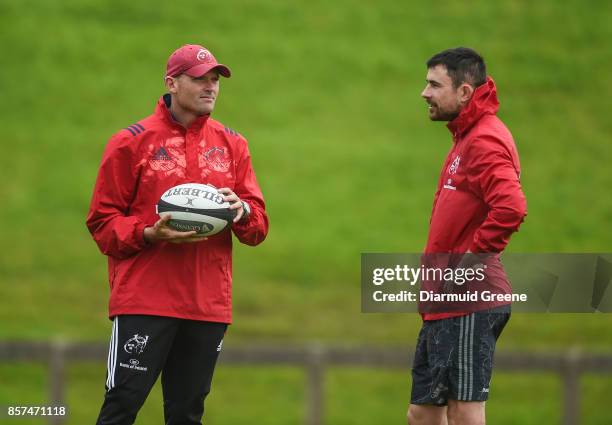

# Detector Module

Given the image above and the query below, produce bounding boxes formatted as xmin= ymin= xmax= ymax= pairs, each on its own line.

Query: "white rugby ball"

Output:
xmin=156 ymin=183 xmax=235 ymax=236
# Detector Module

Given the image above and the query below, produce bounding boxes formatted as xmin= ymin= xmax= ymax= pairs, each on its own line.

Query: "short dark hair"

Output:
xmin=426 ymin=47 xmax=487 ymax=88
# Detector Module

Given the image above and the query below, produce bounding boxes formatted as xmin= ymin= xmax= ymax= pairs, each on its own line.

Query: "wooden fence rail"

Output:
xmin=1 ymin=341 xmax=612 ymax=425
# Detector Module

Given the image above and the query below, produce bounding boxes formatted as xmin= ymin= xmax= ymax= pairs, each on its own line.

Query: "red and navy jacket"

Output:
xmin=422 ymin=77 xmax=527 ymax=321
xmin=86 ymin=94 xmax=269 ymax=323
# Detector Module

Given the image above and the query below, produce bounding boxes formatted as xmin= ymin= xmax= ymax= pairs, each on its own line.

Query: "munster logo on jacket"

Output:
xmin=448 ymin=155 xmax=461 ymax=174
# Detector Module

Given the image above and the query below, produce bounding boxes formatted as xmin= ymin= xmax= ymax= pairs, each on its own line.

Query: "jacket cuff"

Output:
xmin=134 ymin=220 xmax=148 ymax=249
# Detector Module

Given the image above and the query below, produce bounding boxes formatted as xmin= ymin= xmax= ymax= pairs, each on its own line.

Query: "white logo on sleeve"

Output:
xmin=443 ymin=178 xmax=457 ymax=191
xmin=217 ymin=339 xmax=224 ymax=352
xmin=448 ymin=155 xmax=461 ymax=174
xmin=443 ymin=155 xmax=461 ymax=190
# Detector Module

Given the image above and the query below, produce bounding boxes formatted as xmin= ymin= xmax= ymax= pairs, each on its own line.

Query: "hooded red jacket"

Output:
xmin=422 ymin=77 xmax=527 ymax=321
xmin=86 ymin=95 xmax=269 ymax=323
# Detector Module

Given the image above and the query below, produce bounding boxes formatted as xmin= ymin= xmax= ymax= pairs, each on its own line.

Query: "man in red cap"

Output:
xmin=87 ymin=44 xmax=269 ymax=424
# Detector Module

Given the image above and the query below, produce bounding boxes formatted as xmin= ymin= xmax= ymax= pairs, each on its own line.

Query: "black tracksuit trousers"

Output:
xmin=96 ymin=315 xmax=227 ymax=425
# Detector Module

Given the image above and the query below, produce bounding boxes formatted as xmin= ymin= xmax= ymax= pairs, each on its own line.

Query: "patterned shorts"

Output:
xmin=410 ymin=305 xmax=510 ymax=405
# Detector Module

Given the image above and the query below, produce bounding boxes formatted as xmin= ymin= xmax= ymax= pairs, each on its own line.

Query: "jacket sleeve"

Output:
xmin=86 ymin=133 xmax=148 ymax=259
xmin=467 ymin=136 xmax=527 ymax=253
xmin=231 ymin=137 xmax=269 ymax=246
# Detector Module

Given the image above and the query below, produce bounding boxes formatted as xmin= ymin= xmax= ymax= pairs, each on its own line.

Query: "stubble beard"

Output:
xmin=428 ymin=104 xmax=459 ymax=122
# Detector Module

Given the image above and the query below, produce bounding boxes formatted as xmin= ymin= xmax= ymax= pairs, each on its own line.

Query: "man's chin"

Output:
xmin=428 ymin=112 xmax=444 ymax=121
xmin=196 ymin=107 xmax=214 ymax=116
xmin=428 ymin=110 xmax=457 ymax=122
xmin=427 ymin=107 xmax=440 ymax=121
xmin=194 ymin=101 xmax=215 ymax=116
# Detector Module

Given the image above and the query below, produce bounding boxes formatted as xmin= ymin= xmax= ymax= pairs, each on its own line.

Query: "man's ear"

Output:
xmin=458 ymin=83 xmax=475 ymax=105
xmin=165 ymin=76 xmax=179 ymax=94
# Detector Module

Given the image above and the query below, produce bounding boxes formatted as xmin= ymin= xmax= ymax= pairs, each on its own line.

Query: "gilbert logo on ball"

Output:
xmin=156 ymin=183 xmax=236 ymax=236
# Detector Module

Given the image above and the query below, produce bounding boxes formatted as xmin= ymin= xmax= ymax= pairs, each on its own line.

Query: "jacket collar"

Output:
xmin=155 ymin=93 xmax=210 ymax=132
xmin=446 ymin=76 xmax=499 ymax=139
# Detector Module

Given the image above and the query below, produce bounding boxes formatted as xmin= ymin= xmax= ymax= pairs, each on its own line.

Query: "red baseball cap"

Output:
xmin=166 ymin=44 xmax=231 ymax=78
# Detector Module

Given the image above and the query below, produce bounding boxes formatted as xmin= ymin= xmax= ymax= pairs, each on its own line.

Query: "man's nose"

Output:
xmin=421 ymin=87 xmax=430 ymax=99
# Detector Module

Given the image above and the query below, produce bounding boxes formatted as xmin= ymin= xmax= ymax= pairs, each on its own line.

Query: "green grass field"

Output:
xmin=2 ymin=363 xmax=612 ymax=424
xmin=1 ymin=0 xmax=611 ymax=423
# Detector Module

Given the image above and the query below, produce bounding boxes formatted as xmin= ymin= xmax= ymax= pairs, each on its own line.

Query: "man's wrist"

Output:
xmin=240 ymin=201 xmax=251 ymax=222
xmin=143 ymin=227 xmax=156 ymax=244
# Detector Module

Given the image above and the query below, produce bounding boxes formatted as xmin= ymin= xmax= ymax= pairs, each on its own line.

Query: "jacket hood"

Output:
xmin=447 ymin=76 xmax=499 ymax=138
